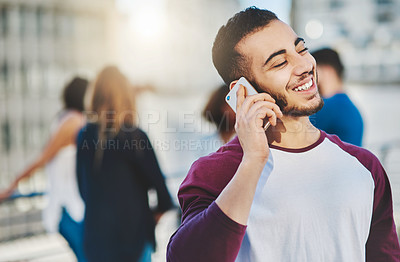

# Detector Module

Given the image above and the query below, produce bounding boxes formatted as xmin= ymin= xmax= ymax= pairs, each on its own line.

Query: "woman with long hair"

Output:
xmin=76 ymin=66 xmax=173 ymax=262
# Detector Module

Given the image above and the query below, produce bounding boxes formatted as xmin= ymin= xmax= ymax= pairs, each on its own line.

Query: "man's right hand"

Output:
xmin=215 ymin=85 xmax=282 ymax=225
xmin=235 ymin=85 xmax=283 ymax=163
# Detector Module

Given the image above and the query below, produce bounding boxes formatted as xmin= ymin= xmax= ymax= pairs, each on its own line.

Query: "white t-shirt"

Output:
xmin=42 ymin=114 xmax=85 ymax=232
xmin=237 ymin=137 xmax=374 ymax=261
xmin=169 ymin=132 xmax=400 ymax=261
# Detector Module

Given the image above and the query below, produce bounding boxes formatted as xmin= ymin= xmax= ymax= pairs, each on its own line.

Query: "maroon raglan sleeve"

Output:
xmin=167 ymin=140 xmax=247 ymax=262
xmin=326 ymin=133 xmax=400 ymax=261
xmin=365 ymin=159 xmax=400 ymax=261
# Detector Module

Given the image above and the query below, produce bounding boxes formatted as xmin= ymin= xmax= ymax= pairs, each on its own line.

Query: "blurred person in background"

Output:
xmin=0 ymin=77 xmax=89 ymax=262
xmin=202 ymin=84 xmax=236 ymax=145
xmin=310 ymin=47 xmax=364 ymax=146
xmin=76 ymin=66 xmax=173 ymax=262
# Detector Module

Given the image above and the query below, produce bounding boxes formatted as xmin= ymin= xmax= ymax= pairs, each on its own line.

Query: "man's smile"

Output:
xmin=293 ymin=79 xmax=313 ymax=92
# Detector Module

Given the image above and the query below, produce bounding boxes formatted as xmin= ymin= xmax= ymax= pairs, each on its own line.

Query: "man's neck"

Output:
xmin=266 ymin=116 xmax=320 ymax=149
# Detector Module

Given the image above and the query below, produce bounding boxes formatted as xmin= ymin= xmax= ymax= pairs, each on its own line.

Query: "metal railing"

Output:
xmin=0 ymin=192 xmax=46 ymax=242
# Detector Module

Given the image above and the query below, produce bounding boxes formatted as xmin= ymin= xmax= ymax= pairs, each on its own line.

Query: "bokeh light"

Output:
xmin=305 ymin=19 xmax=324 ymax=39
xmin=129 ymin=5 xmax=167 ymax=41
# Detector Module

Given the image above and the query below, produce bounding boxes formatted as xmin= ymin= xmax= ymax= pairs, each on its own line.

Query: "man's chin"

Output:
xmin=282 ymin=98 xmax=324 ymax=117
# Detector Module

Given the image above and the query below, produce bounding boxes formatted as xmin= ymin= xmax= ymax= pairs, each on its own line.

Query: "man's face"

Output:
xmin=236 ymin=20 xmax=323 ymax=117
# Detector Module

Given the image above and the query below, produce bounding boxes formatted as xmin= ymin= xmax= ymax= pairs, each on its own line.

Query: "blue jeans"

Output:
xmin=58 ymin=207 xmax=87 ymax=262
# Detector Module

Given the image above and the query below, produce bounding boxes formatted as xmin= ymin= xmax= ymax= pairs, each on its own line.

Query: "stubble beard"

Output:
xmin=275 ymin=92 xmax=324 ymax=117
xmin=253 ymin=83 xmax=324 ymax=117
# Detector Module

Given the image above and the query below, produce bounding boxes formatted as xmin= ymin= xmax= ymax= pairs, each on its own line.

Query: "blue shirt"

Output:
xmin=311 ymin=93 xmax=363 ymax=146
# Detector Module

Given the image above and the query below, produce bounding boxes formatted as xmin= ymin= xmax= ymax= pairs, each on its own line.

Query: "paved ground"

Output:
xmin=0 ymin=209 xmax=180 ymax=262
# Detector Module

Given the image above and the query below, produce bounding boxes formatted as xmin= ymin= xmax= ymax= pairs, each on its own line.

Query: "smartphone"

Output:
xmin=225 ymin=77 xmax=270 ymax=130
xmin=225 ymin=77 xmax=258 ymax=113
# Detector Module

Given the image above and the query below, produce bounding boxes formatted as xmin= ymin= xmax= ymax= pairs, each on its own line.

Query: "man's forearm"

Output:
xmin=215 ymin=157 xmax=266 ymax=225
xmin=167 ymin=202 xmax=246 ymax=262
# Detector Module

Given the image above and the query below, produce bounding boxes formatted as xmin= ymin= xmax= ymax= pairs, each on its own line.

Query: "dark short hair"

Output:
xmin=212 ymin=7 xmax=278 ymax=85
xmin=311 ymin=48 xmax=344 ymax=79
xmin=62 ymin=77 xmax=89 ymax=112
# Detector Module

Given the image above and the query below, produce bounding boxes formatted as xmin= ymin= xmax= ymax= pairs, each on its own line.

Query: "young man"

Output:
xmin=167 ymin=7 xmax=400 ymax=262
xmin=311 ymin=48 xmax=364 ymax=146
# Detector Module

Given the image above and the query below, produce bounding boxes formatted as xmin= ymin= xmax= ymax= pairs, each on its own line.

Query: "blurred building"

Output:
xmin=115 ymin=0 xmax=241 ymax=94
xmin=291 ymin=0 xmax=400 ymax=84
xmin=0 ymin=0 xmax=116 ymax=241
xmin=115 ymin=0 xmax=241 ymax=177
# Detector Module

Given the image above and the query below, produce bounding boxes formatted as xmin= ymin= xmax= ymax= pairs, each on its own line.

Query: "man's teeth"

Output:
xmin=294 ymin=80 xmax=313 ymax=92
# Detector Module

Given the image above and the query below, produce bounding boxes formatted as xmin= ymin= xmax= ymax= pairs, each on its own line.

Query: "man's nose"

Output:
xmin=292 ymin=54 xmax=314 ymax=76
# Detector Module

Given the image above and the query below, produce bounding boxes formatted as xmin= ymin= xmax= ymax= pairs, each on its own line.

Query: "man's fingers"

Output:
xmin=240 ymin=93 xmax=275 ymax=113
xmin=235 ymin=88 xmax=283 ymax=129
xmin=253 ymin=107 xmax=277 ymax=127
xmin=272 ymin=103 xmax=283 ymax=118
xmin=247 ymin=101 xmax=282 ymax=120
xmin=236 ymin=85 xmax=245 ymax=113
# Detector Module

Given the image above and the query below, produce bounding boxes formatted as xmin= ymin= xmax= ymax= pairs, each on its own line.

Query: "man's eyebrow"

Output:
xmin=295 ymin=37 xmax=305 ymax=46
xmin=264 ymin=49 xmax=286 ymax=67
xmin=263 ymin=38 xmax=305 ymax=67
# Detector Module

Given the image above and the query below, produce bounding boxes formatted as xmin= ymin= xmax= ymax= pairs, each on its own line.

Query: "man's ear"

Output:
xmin=229 ymin=80 xmax=239 ymax=90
